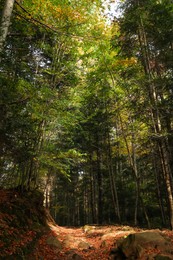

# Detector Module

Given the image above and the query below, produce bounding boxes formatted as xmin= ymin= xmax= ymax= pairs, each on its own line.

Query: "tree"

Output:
xmin=0 ymin=0 xmax=15 ymax=52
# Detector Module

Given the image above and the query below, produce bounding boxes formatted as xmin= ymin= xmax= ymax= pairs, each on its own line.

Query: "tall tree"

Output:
xmin=0 ymin=0 xmax=15 ymax=52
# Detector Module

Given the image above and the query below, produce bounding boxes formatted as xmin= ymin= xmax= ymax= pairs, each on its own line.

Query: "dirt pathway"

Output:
xmin=30 ymin=224 xmax=173 ymax=259
xmin=48 ymin=224 xmax=139 ymax=259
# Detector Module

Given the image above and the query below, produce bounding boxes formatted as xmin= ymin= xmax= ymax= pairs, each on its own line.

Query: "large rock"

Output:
xmin=110 ymin=231 xmax=173 ymax=259
xmin=78 ymin=241 xmax=90 ymax=250
xmin=46 ymin=236 xmax=62 ymax=249
xmin=63 ymin=235 xmax=91 ymax=250
xmin=63 ymin=235 xmax=75 ymax=248
xmin=83 ymin=225 xmax=96 ymax=234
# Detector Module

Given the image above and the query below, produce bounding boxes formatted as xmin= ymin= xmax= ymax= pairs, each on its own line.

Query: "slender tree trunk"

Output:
xmin=140 ymin=196 xmax=151 ymax=228
xmin=44 ymin=172 xmax=52 ymax=209
xmin=132 ymin=139 xmax=139 ymax=226
xmin=153 ymin=152 xmax=167 ymax=226
xmin=0 ymin=0 xmax=15 ymax=52
xmin=96 ymin=145 xmax=103 ymax=224
xmin=119 ymin=116 xmax=139 ymax=225
xmin=107 ymin=129 xmax=121 ymax=223
xmin=132 ymin=143 xmax=151 ymax=228
xmin=89 ymin=153 xmax=97 ymax=223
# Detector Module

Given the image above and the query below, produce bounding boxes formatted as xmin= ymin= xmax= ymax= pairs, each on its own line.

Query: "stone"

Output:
xmin=71 ymin=253 xmax=83 ymax=260
xmin=115 ymin=231 xmax=173 ymax=259
xmin=66 ymin=250 xmax=83 ymax=260
xmin=78 ymin=240 xmax=90 ymax=250
xmin=83 ymin=225 xmax=96 ymax=234
xmin=46 ymin=236 xmax=62 ymax=249
xmin=121 ymin=225 xmax=135 ymax=231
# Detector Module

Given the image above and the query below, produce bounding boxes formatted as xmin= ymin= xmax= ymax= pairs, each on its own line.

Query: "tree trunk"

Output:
xmin=96 ymin=145 xmax=103 ymax=224
xmin=119 ymin=115 xmax=140 ymax=225
xmin=0 ymin=0 xmax=15 ymax=52
xmin=153 ymin=152 xmax=167 ymax=226
xmin=107 ymin=129 xmax=121 ymax=223
xmin=89 ymin=153 xmax=97 ymax=223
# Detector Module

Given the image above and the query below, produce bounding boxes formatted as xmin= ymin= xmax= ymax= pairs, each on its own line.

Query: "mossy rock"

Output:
xmin=46 ymin=236 xmax=62 ymax=249
xmin=83 ymin=225 xmax=96 ymax=234
xmin=117 ymin=231 xmax=173 ymax=259
xmin=78 ymin=240 xmax=90 ymax=249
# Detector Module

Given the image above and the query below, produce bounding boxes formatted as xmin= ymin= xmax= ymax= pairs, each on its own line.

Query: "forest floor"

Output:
xmin=46 ymin=223 xmax=142 ymax=259
xmin=41 ymin=223 xmax=173 ymax=259
xmin=1 ymin=188 xmax=173 ymax=259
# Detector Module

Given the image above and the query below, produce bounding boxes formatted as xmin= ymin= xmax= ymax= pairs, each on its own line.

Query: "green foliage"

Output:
xmin=0 ymin=0 xmax=172 ymax=228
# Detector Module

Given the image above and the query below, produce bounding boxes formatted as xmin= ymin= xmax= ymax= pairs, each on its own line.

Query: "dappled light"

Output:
xmin=0 ymin=0 xmax=173 ymax=258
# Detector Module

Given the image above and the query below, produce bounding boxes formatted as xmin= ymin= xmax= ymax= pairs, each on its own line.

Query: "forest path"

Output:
xmin=48 ymin=224 xmax=141 ymax=259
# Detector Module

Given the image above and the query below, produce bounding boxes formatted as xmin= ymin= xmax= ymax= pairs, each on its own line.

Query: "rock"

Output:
xmin=83 ymin=225 xmax=96 ymax=234
xmin=63 ymin=236 xmax=91 ymax=250
xmin=66 ymin=250 xmax=83 ymax=260
xmin=46 ymin=236 xmax=62 ymax=249
xmin=121 ymin=225 xmax=135 ymax=231
xmin=63 ymin=239 xmax=74 ymax=248
xmin=71 ymin=253 xmax=83 ymax=260
xmin=114 ymin=231 xmax=173 ymax=259
xmin=78 ymin=241 xmax=90 ymax=250
xmin=63 ymin=235 xmax=75 ymax=248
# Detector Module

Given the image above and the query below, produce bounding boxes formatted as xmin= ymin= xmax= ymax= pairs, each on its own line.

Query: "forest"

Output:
xmin=0 ymin=0 xmax=173 ymax=233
